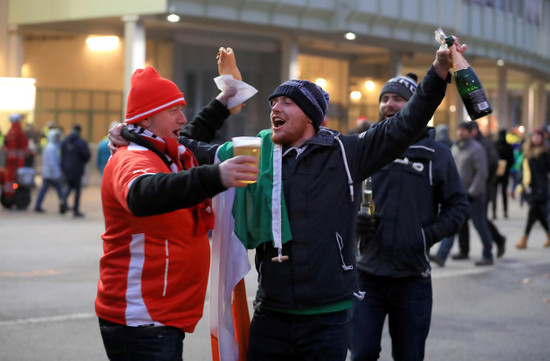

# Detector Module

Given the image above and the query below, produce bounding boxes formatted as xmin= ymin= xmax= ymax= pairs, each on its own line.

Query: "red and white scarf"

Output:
xmin=128 ymin=124 xmax=215 ymax=234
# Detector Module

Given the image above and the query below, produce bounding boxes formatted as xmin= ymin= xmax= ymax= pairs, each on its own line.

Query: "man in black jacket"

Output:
xmin=349 ymin=74 xmax=467 ymax=361
xmin=209 ymin=45 xmax=459 ymax=361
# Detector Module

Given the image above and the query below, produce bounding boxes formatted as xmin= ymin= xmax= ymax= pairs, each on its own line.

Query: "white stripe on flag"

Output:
xmin=271 ymin=144 xmax=283 ymax=249
xmin=210 ymin=153 xmax=251 ymax=361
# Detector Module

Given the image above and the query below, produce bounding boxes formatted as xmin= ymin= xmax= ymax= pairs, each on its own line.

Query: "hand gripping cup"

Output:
xmin=232 ymin=136 xmax=262 ymax=184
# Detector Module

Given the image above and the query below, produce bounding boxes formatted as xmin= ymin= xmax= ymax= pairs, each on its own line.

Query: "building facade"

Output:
xmin=1 ymin=0 xmax=549 ymax=142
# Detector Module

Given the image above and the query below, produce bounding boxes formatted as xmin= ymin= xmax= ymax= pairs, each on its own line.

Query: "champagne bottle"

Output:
xmin=435 ymin=28 xmax=493 ymax=120
xmin=360 ymin=177 xmax=375 ymax=215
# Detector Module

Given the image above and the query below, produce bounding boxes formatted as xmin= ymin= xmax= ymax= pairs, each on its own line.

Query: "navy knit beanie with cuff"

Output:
xmin=268 ymin=80 xmax=329 ymax=130
xmin=379 ymin=73 xmax=418 ymax=102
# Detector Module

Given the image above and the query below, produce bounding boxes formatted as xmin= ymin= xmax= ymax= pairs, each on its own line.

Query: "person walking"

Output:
xmin=451 ymin=120 xmax=506 ymax=259
xmin=60 ymin=124 xmax=90 ymax=217
xmin=34 ymin=128 xmax=65 ymax=213
xmin=515 ymin=128 xmax=550 ymax=249
xmin=96 ymin=122 xmax=119 ymax=178
xmin=493 ymin=129 xmax=515 ymax=219
xmin=434 ymin=121 xmax=495 ymax=266
xmin=96 ymin=65 xmax=258 ymax=361
xmin=348 ymin=73 xmax=467 ymax=361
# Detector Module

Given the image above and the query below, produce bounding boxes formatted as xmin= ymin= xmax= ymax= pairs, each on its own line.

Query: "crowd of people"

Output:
xmin=1 ymin=117 xmax=91 ymax=216
xmin=3 ymin=39 xmax=549 ymax=361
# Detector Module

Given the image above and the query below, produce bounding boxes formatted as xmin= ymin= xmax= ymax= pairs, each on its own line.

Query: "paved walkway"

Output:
xmin=1 ymin=179 xmax=549 ymax=360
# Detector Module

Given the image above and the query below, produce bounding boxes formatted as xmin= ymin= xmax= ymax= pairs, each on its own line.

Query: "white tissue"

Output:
xmin=214 ymin=74 xmax=258 ymax=109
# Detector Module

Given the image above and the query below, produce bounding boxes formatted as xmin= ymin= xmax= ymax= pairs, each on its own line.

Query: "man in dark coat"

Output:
xmin=349 ymin=73 xmax=467 ymax=361
xmin=61 ymin=124 xmax=91 ymax=217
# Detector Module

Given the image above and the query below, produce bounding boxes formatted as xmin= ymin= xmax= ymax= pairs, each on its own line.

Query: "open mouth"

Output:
xmin=172 ymin=130 xmax=180 ymax=137
xmin=272 ymin=117 xmax=286 ymax=130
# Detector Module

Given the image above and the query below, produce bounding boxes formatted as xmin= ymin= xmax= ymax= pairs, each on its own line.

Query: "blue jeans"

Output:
xmin=436 ymin=194 xmax=493 ymax=261
xmin=98 ymin=318 xmax=185 ymax=361
xmin=247 ymin=308 xmax=349 ymax=361
xmin=349 ymin=272 xmax=432 ymax=361
xmin=34 ymin=178 xmax=64 ymax=210
xmin=436 ymin=235 xmax=454 ymax=261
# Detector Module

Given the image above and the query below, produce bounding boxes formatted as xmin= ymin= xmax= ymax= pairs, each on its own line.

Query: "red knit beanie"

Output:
xmin=125 ymin=66 xmax=186 ymax=124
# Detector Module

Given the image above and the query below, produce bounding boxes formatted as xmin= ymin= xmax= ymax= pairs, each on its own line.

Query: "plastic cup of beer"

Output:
xmin=232 ymin=136 xmax=261 ymax=184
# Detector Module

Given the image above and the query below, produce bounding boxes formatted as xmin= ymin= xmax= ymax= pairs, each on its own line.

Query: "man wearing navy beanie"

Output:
xmin=268 ymin=79 xmax=330 ymax=131
xmin=241 ymin=42 xmax=464 ymax=361
xmin=349 ymin=72 xmax=467 ymax=361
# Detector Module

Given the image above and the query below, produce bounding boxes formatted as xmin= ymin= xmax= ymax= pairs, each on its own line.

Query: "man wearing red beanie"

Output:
xmin=95 ymin=66 xmax=258 ymax=361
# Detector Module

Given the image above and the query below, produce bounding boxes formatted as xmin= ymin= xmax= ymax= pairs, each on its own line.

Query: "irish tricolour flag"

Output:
xmin=210 ymin=129 xmax=292 ymax=361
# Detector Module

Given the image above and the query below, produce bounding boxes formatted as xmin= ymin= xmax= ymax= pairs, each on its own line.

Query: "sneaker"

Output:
xmin=475 ymin=258 xmax=494 ymax=266
xmin=451 ymin=253 xmax=469 ymax=260
xmin=34 ymin=208 xmax=45 ymax=213
xmin=74 ymin=211 xmax=85 ymax=218
xmin=429 ymin=254 xmax=445 ymax=267
xmin=59 ymin=203 xmax=67 ymax=214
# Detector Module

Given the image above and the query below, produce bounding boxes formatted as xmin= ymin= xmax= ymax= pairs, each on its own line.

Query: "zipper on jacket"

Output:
xmin=335 ymin=232 xmax=353 ymax=271
xmin=163 ymin=239 xmax=169 ymax=297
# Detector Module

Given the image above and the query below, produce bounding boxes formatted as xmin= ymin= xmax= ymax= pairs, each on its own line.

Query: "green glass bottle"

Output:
xmin=435 ymin=29 xmax=493 ymax=120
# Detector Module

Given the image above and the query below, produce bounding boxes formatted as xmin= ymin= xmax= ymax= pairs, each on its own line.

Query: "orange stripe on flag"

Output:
xmin=211 ymin=278 xmax=250 ymax=361
xmin=211 ymin=334 xmax=221 ymax=361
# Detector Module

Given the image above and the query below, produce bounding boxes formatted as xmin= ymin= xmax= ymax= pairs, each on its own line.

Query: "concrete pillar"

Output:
xmin=522 ymin=77 xmax=535 ymax=134
xmin=497 ymin=66 xmax=509 ymax=130
xmin=535 ymin=81 xmax=547 ymax=129
xmin=280 ymin=36 xmax=299 ymax=82
xmin=6 ymin=25 xmax=23 ymax=77
xmin=0 ymin=0 xmax=8 ymax=76
xmin=388 ymin=50 xmax=403 ymax=78
xmin=121 ymin=15 xmax=146 ymax=117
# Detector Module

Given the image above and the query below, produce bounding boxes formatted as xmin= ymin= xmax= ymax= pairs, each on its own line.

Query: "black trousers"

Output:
xmin=524 ymin=202 xmax=550 ymax=236
xmin=492 ymin=175 xmax=510 ymax=217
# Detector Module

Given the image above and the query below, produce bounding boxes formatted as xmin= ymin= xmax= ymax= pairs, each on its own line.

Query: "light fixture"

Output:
xmin=518 ymin=125 xmax=525 ymax=134
xmin=167 ymin=13 xmax=180 ymax=23
xmin=86 ymin=36 xmax=119 ymax=51
xmin=350 ymin=91 xmax=362 ymax=100
xmin=449 ymin=105 xmax=456 ymax=112
xmin=0 ymin=77 xmax=36 ymax=112
xmin=496 ymin=58 xmax=505 ymax=67
xmin=315 ymin=78 xmax=327 ymax=88
xmin=364 ymin=80 xmax=375 ymax=92
xmin=345 ymin=32 xmax=356 ymax=41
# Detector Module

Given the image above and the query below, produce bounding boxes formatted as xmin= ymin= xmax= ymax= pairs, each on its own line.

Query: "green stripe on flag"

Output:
xmin=217 ymin=129 xmax=292 ymax=249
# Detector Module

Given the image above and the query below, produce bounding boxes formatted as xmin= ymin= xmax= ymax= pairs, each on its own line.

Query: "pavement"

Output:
xmin=0 ymin=173 xmax=549 ymax=361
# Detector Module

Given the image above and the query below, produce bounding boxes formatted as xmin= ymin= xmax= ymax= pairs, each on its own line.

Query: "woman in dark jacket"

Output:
xmin=515 ymin=128 xmax=550 ymax=248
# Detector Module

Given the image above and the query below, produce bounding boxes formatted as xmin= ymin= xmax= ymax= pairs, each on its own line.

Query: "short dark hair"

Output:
xmin=457 ymin=121 xmax=473 ymax=131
